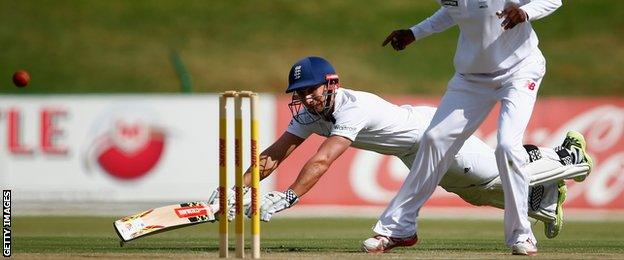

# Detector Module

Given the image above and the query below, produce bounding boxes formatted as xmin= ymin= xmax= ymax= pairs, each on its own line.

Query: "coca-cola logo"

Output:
xmin=348 ymin=105 xmax=624 ymax=208
xmin=349 ymin=150 xmax=454 ymax=204
xmin=507 ymin=105 xmax=624 ymax=207
xmin=83 ymin=106 xmax=167 ymax=181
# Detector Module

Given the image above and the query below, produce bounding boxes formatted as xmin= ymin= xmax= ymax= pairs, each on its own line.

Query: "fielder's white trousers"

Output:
xmin=373 ymin=52 xmax=546 ymax=247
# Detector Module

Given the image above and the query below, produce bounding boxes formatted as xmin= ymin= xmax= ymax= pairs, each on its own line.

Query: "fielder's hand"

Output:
xmin=382 ymin=29 xmax=415 ymax=51
xmin=497 ymin=3 xmax=528 ymax=30
xmin=248 ymin=189 xmax=299 ymax=222
xmin=208 ymin=186 xmax=251 ymax=221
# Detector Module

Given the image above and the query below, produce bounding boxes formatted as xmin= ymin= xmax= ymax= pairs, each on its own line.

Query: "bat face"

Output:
xmin=114 ymin=201 xmax=217 ymax=242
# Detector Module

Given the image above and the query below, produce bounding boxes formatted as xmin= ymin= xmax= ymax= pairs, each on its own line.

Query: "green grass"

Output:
xmin=11 ymin=216 xmax=624 ymax=259
xmin=0 ymin=1 xmax=622 ymax=95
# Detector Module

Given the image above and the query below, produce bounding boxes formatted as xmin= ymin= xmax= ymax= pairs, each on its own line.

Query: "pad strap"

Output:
xmin=523 ymin=144 xmax=542 ymax=162
xmin=555 ymin=146 xmax=573 ymax=166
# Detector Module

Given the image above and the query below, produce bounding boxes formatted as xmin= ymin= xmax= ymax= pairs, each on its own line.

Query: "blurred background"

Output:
xmin=1 ymin=0 xmax=623 ymax=95
xmin=1 ymin=1 xmax=623 ymax=218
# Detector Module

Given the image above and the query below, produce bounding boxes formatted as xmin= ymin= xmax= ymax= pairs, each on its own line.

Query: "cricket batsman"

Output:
xmin=208 ymin=56 xmax=591 ymax=252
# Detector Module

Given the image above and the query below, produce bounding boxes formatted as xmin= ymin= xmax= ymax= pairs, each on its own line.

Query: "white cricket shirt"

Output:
xmin=287 ymin=88 xmax=434 ymax=156
xmin=410 ymin=0 xmax=561 ymax=74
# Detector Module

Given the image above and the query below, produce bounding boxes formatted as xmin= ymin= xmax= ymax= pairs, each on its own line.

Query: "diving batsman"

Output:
xmin=208 ymin=56 xmax=592 ymax=251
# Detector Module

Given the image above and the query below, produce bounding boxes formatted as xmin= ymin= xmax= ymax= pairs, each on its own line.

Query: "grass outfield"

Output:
xmin=1 ymin=1 xmax=623 ymax=95
xmin=13 ymin=216 xmax=624 ymax=259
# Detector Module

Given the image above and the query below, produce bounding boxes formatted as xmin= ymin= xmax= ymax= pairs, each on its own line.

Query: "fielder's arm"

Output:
xmin=519 ymin=0 xmax=562 ymax=21
xmin=409 ymin=7 xmax=455 ymax=41
xmin=383 ymin=7 xmax=455 ymax=51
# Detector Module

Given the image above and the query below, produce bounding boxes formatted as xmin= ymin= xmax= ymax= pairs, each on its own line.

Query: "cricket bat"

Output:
xmin=113 ymin=201 xmax=218 ymax=245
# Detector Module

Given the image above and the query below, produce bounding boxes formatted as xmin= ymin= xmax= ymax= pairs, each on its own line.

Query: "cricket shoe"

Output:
xmin=361 ymin=234 xmax=418 ymax=253
xmin=544 ymin=180 xmax=567 ymax=239
xmin=562 ymin=131 xmax=593 ymax=182
xmin=511 ymin=238 xmax=538 ymax=256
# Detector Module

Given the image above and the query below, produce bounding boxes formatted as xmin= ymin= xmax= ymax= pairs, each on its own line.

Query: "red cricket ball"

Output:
xmin=13 ymin=70 xmax=30 ymax=87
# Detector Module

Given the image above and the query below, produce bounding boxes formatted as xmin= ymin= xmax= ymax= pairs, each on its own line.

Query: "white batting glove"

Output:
xmin=247 ymin=189 xmax=299 ymax=222
xmin=207 ymin=186 xmax=251 ymax=221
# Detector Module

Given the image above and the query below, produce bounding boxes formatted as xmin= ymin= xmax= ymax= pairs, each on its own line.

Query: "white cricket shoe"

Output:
xmin=361 ymin=234 xmax=418 ymax=253
xmin=511 ymin=238 xmax=538 ymax=256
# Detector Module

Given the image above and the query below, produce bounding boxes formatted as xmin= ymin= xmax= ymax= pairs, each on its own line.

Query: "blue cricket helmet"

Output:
xmin=286 ymin=56 xmax=336 ymax=93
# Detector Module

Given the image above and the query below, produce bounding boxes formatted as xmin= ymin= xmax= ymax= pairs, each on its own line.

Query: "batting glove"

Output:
xmin=208 ymin=186 xmax=251 ymax=221
xmin=248 ymin=189 xmax=299 ymax=222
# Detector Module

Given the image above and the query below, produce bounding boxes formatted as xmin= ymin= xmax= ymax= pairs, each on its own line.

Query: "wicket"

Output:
xmin=219 ymin=91 xmax=260 ymax=259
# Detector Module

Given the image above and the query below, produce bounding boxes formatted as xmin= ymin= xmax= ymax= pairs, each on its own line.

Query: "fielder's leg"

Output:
xmin=495 ymin=79 xmax=541 ymax=250
xmin=364 ymin=74 xmax=496 ymax=253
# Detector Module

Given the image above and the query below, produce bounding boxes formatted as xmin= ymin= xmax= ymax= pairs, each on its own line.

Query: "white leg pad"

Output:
xmin=528 ymin=162 xmax=590 ymax=186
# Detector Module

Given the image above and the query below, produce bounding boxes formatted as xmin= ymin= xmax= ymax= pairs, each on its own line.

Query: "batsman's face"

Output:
xmin=295 ymin=84 xmax=326 ymax=113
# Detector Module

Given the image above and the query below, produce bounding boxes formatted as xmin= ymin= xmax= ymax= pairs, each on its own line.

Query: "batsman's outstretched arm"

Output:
xmin=289 ymin=135 xmax=352 ymax=197
xmin=248 ymin=135 xmax=352 ymax=222
xmin=208 ymin=131 xmax=305 ymax=220
xmin=243 ymin=131 xmax=305 ymax=186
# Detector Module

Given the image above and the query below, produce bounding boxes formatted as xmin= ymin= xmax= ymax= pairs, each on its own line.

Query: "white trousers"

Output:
xmin=399 ymin=133 xmax=587 ymax=222
xmin=373 ymin=52 xmax=546 ymax=247
xmin=443 ymin=146 xmax=588 ymax=223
